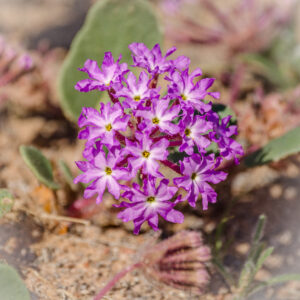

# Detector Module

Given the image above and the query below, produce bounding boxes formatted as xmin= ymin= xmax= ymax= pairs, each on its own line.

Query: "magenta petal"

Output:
xmin=164 ymin=209 xmax=184 ymax=223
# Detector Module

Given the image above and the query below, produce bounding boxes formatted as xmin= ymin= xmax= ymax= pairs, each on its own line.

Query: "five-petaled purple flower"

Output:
xmin=167 ymin=68 xmax=219 ymax=114
xmin=179 ymin=112 xmax=212 ymax=155
xmin=75 ymin=52 xmax=128 ymax=92
xmin=116 ymin=71 xmax=159 ymax=109
xmin=74 ymin=43 xmax=243 ymax=233
xmin=136 ymin=99 xmax=180 ymax=135
xmin=78 ymin=102 xmax=130 ymax=147
xmin=116 ymin=178 xmax=183 ymax=234
xmin=208 ymin=112 xmax=244 ymax=163
xmin=174 ymin=154 xmax=227 ymax=209
xmin=125 ymin=132 xmax=169 ymax=178
xmin=74 ymin=148 xmax=130 ymax=203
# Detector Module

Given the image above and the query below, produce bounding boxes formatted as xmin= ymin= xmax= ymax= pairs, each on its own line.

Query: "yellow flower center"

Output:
xmin=181 ymin=94 xmax=187 ymax=101
xmin=134 ymin=95 xmax=141 ymax=102
xmin=191 ymin=173 xmax=197 ymax=180
xmin=105 ymin=123 xmax=112 ymax=131
xmin=184 ymin=128 xmax=191 ymax=136
xmin=142 ymin=150 xmax=150 ymax=158
xmin=105 ymin=167 xmax=112 ymax=175
xmin=147 ymin=196 xmax=155 ymax=203
xmin=152 ymin=117 xmax=160 ymax=124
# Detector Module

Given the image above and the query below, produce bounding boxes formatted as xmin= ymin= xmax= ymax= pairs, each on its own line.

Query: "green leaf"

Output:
xmin=249 ymin=273 xmax=300 ymax=297
xmin=266 ymin=273 xmax=300 ymax=285
xmin=248 ymin=215 xmax=266 ymax=261
xmin=242 ymin=53 xmax=288 ymax=88
xmin=214 ymin=216 xmax=233 ymax=255
xmin=20 ymin=145 xmax=60 ymax=190
xmin=255 ymin=247 xmax=274 ymax=273
xmin=205 ymin=142 xmax=219 ymax=155
xmin=212 ymin=103 xmax=236 ymax=123
xmin=238 ymin=215 xmax=267 ymax=294
xmin=0 ymin=264 xmax=31 ymax=300
xmin=238 ymin=260 xmax=255 ymax=291
xmin=0 ymin=189 xmax=14 ymax=218
xmin=58 ymin=160 xmax=76 ymax=191
xmin=212 ymin=258 xmax=235 ymax=287
xmin=245 ymin=126 xmax=300 ymax=167
xmin=58 ymin=0 xmax=162 ymax=121
xmin=167 ymin=150 xmax=188 ymax=164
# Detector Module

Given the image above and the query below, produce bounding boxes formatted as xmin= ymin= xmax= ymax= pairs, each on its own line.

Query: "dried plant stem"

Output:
xmin=108 ymin=89 xmax=119 ymax=104
xmin=39 ymin=213 xmax=90 ymax=225
xmin=200 ymin=0 xmax=234 ymax=31
xmin=160 ymin=160 xmax=182 ymax=175
xmin=149 ymin=74 xmax=159 ymax=89
xmin=94 ymin=262 xmax=142 ymax=300
xmin=229 ymin=63 xmax=245 ymax=106
xmin=52 ymin=190 xmax=61 ymax=214
xmin=25 ymin=208 xmax=90 ymax=225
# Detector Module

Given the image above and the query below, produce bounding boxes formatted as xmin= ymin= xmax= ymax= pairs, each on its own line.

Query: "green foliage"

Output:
xmin=167 ymin=150 xmax=188 ymax=164
xmin=0 ymin=189 xmax=14 ymax=218
xmin=242 ymin=24 xmax=300 ymax=90
xmin=247 ymin=274 xmax=300 ymax=298
xmin=58 ymin=160 xmax=76 ymax=191
xmin=0 ymin=264 xmax=31 ymax=300
xmin=212 ymin=103 xmax=236 ymax=123
xmin=213 ymin=215 xmax=300 ymax=300
xmin=58 ymin=0 xmax=162 ymax=121
xmin=20 ymin=145 xmax=60 ymax=190
xmin=242 ymin=53 xmax=291 ymax=89
xmin=245 ymin=126 xmax=300 ymax=167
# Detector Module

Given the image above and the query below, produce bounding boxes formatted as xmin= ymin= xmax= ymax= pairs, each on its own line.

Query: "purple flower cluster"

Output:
xmin=74 ymin=43 xmax=243 ymax=234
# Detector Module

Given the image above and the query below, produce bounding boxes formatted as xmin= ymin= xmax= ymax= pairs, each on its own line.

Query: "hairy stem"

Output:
xmin=108 ymin=88 xmax=119 ymax=104
xmin=169 ymin=140 xmax=182 ymax=147
xmin=229 ymin=63 xmax=245 ymax=106
xmin=160 ymin=160 xmax=182 ymax=175
xmin=149 ymin=74 xmax=159 ymax=89
xmin=93 ymin=262 xmax=142 ymax=300
xmin=152 ymin=134 xmax=182 ymax=143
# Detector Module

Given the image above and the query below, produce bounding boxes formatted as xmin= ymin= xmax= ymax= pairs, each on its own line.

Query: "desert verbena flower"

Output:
xmin=78 ymin=102 xmax=130 ymax=148
xmin=167 ymin=68 xmax=220 ymax=114
xmin=174 ymin=154 xmax=227 ymax=209
xmin=140 ymin=230 xmax=211 ymax=294
xmin=179 ymin=112 xmax=212 ymax=155
xmin=0 ymin=36 xmax=34 ymax=88
xmin=75 ymin=52 xmax=128 ymax=92
xmin=125 ymin=132 xmax=169 ymax=178
xmin=136 ymin=99 xmax=180 ymax=135
xmin=74 ymin=148 xmax=130 ymax=203
xmin=116 ymin=178 xmax=183 ymax=234
xmin=208 ymin=112 xmax=244 ymax=163
xmin=129 ymin=43 xmax=177 ymax=76
xmin=74 ymin=42 xmax=243 ymax=233
xmin=116 ymin=71 xmax=159 ymax=109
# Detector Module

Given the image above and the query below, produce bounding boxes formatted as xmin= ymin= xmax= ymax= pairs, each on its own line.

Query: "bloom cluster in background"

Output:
xmin=161 ymin=0 xmax=296 ymax=57
xmin=74 ymin=43 xmax=243 ymax=234
xmin=0 ymin=35 xmax=33 ymax=88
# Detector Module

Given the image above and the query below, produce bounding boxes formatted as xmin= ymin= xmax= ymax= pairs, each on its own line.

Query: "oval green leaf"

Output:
xmin=58 ymin=160 xmax=77 ymax=191
xmin=58 ymin=0 xmax=162 ymax=121
xmin=20 ymin=145 xmax=60 ymax=190
xmin=0 ymin=264 xmax=31 ymax=300
xmin=245 ymin=126 xmax=300 ymax=167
